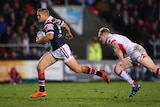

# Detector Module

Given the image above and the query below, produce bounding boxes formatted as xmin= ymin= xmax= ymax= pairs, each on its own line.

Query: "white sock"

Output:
xmin=119 ymin=71 xmax=135 ymax=87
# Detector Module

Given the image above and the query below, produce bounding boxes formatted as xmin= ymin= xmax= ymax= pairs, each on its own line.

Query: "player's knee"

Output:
xmin=114 ymin=65 xmax=119 ymax=75
xmin=114 ymin=63 xmax=123 ymax=75
xmin=37 ymin=65 xmax=44 ymax=73
xmin=148 ymin=66 xmax=157 ymax=73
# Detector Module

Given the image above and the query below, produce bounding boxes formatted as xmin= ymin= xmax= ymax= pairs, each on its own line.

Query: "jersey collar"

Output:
xmin=45 ymin=16 xmax=53 ymax=24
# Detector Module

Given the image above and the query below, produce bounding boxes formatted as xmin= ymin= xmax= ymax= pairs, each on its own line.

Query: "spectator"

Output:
xmin=24 ymin=4 xmax=35 ymax=16
xmin=17 ymin=25 xmax=24 ymax=37
xmin=137 ymin=19 xmax=151 ymax=44
xmin=0 ymin=16 xmax=8 ymax=35
xmin=122 ymin=9 xmax=129 ymax=33
xmin=21 ymin=32 xmax=30 ymax=54
xmin=151 ymin=20 xmax=160 ymax=34
xmin=8 ymin=31 xmax=22 ymax=53
xmin=9 ymin=50 xmax=18 ymax=60
xmin=9 ymin=11 xmax=16 ymax=28
xmin=21 ymin=15 xmax=28 ymax=29
xmin=19 ymin=47 xmax=30 ymax=60
xmin=132 ymin=8 xmax=139 ymax=23
xmin=27 ymin=24 xmax=36 ymax=43
xmin=126 ymin=16 xmax=138 ymax=41
xmin=30 ymin=48 xmax=40 ymax=60
xmin=87 ymin=36 xmax=102 ymax=61
xmin=137 ymin=19 xmax=152 ymax=32
xmin=8 ymin=67 xmax=22 ymax=84
xmin=147 ymin=33 xmax=159 ymax=58
xmin=13 ymin=0 xmax=24 ymax=25
xmin=1 ymin=26 xmax=12 ymax=43
xmin=1 ymin=51 xmax=9 ymax=60
xmin=144 ymin=0 xmax=157 ymax=23
xmin=8 ymin=31 xmax=21 ymax=44
xmin=157 ymin=33 xmax=160 ymax=58
xmin=111 ymin=2 xmax=123 ymax=31
xmin=1 ymin=2 xmax=13 ymax=23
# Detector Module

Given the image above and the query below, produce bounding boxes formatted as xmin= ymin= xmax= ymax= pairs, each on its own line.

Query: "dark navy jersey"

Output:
xmin=43 ymin=16 xmax=65 ymax=51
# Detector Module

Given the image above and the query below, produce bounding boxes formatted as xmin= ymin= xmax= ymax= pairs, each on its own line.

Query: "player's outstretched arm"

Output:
xmin=62 ymin=22 xmax=73 ymax=40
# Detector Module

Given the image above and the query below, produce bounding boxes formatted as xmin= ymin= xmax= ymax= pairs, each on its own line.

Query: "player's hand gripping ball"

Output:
xmin=37 ymin=31 xmax=45 ymax=39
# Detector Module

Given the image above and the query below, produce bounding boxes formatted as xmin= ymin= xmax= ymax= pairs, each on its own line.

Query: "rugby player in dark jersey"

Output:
xmin=30 ymin=8 xmax=110 ymax=98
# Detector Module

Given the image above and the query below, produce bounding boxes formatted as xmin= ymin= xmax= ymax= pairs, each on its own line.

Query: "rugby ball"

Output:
xmin=37 ymin=31 xmax=45 ymax=39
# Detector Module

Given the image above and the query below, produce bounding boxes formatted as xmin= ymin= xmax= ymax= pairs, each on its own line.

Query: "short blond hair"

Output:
xmin=37 ymin=8 xmax=49 ymax=16
xmin=98 ymin=27 xmax=110 ymax=37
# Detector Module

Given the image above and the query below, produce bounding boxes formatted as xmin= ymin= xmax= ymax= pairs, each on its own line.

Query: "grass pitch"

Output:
xmin=0 ymin=81 xmax=160 ymax=107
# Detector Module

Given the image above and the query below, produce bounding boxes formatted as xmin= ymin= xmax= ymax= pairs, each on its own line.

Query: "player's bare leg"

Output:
xmin=65 ymin=57 xmax=110 ymax=83
xmin=140 ymin=55 xmax=160 ymax=75
xmin=30 ymin=52 xmax=57 ymax=98
xmin=114 ymin=58 xmax=140 ymax=97
xmin=114 ymin=59 xmax=137 ymax=86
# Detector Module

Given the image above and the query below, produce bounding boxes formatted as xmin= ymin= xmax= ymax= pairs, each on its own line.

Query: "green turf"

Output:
xmin=0 ymin=81 xmax=160 ymax=107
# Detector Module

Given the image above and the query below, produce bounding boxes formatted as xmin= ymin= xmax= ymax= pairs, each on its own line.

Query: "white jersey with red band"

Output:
xmin=107 ymin=34 xmax=137 ymax=55
xmin=106 ymin=33 xmax=147 ymax=63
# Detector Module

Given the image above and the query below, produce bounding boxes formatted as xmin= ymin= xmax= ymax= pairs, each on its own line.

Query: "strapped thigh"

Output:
xmin=139 ymin=54 xmax=147 ymax=62
xmin=115 ymin=57 xmax=133 ymax=72
xmin=131 ymin=45 xmax=148 ymax=63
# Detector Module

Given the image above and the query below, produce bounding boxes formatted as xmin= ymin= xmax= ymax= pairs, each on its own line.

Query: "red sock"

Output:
xmin=118 ymin=71 xmax=123 ymax=76
xmin=38 ymin=72 xmax=45 ymax=92
xmin=83 ymin=66 xmax=96 ymax=74
xmin=156 ymin=68 xmax=160 ymax=75
xmin=132 ymin=81 xmax=137 ymax=86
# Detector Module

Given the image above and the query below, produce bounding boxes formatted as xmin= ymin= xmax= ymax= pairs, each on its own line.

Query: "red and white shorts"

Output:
xmin=50 ymin=44 xmax=73 ymax=63
xmin=127 ymin=44 xmax=148 ymax=64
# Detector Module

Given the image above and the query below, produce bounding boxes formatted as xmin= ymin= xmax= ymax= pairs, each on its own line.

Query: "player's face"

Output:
xmin=37 ymin=12 xmax=45 ymax=22
xmin=98 ymin=34 xmax=107 ymax=44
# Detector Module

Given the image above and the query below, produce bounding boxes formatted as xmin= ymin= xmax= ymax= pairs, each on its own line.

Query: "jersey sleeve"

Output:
xmin=44 ymin=22 xmax=54 ymax=34
xmin=107 ymin=38 xmax=117 ymax=45
xmin=44 ymin=18 xmax=64 ymax=35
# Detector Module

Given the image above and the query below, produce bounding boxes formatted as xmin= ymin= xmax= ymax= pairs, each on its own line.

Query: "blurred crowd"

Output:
xmin=94 ymin=0 xmax=160 ymax=58
xmin=90 ymin=0 xmax=160 ymax=59
xmin=54 ymin=0 xmax=160 ymax=59
xmin=0 ymin=0 xmax=160 ymax=60
xmin=0 ymin=0 xmax=49 ymax=60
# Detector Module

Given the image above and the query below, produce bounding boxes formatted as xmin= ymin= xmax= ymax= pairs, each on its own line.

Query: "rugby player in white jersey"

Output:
xmin=30 ymin=8 xmax=110 ymax=98
xmin=98 ymin=27 xmax=160 ymax=97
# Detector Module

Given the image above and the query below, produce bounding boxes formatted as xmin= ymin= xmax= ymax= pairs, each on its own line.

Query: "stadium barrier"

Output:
xmin=1 ymin=60 xmax=160 ymax=82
